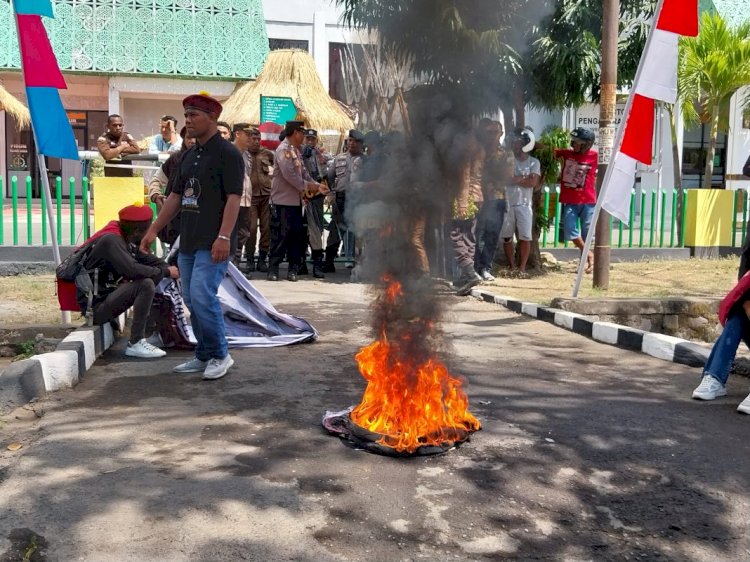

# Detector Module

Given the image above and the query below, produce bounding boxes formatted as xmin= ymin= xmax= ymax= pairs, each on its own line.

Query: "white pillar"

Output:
xmin=312 ymin=10 xmax=329 ymax=92
xmin=108 ymin=79 xmax=121 ymax=117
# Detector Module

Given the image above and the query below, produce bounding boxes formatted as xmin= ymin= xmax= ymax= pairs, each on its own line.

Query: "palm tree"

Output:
xmin=678 ymin=12 xmax=750 ymax=188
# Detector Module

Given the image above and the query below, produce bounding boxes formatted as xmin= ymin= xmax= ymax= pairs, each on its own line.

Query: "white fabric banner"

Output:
xmin=635 ymin=29 xmax=679 ymax=104
xmin=601 ymin=152 xmax=638 ymax=224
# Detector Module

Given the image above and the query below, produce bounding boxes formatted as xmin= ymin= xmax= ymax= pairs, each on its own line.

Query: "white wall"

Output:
xmin=110 ymin=76 xmax=238 ymax=141
xmin=262 ymin=0 xmax=368 ymax=92
xmin=727 ymin=86 xmax=750 ymax=190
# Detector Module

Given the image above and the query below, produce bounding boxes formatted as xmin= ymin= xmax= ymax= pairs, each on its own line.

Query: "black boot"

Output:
xmin=322 ymin=247 xmax=336 ymax=273
xmin=267 ymin=267 xmax=279 ymax=281
xmin=455 ymin=265 xmax=482 ymax=296
xmin=298 ymin=260 xmax=309 ymax=275
xmin=257 ymin=251 xmax=268 ymax=273
xmin=245 ymin=257 xmax=256 ymax=273
xmin=312 ymin=250 xmax=325 ymax=278
xmin=287 ymin=265 xmax=298 ymax=282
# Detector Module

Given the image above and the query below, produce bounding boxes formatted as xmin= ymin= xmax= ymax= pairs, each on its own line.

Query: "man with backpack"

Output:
xmin=67 ymin=202 xmax=178 ymax=359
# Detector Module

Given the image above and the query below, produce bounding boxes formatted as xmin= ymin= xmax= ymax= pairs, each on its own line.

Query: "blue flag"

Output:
xmin=26 ymin=87 xmax=79 ymax=160
xmin=12 ymin=0 xmax=54 ymax=17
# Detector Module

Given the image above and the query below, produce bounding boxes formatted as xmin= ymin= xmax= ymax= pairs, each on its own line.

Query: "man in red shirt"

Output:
xmin=555 ymin=127 xmax=598 ymax=273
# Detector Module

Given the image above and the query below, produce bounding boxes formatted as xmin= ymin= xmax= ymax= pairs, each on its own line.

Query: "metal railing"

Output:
xmin=1 ymin=176 xmax=91 ymax=246
xmin=3 ymin=177 xmax=750 ymax=251
xmin=540 ymin=186 xmax=701 ymax=250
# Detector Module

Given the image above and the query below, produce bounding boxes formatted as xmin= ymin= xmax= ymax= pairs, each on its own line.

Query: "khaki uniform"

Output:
xmin=236 ymin=147 xmax=274 ymax=266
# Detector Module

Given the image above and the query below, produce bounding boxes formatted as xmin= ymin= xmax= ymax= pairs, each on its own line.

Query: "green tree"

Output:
xmin=528 ymin=0 xmax=656 ymax=110
xmin=678 ymin=12 xmax=750 ymax=188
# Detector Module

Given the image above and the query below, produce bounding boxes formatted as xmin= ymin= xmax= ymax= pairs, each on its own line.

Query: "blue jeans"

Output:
xmin=704 ymin=313 xmax=746 ymax=385
xmin=563 ymin=203 xmax=595 ymax=241
xmin=474 ymin=199 xmax=506 ymax=271
xmin=177 ymin=250 xmax=229 ymax=362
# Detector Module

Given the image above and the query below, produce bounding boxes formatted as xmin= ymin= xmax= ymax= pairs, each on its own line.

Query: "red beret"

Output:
xmin=183 ymin=93 xmax=223 ymax=117
xmin=118 ymin=202 xmax=153 ymax=223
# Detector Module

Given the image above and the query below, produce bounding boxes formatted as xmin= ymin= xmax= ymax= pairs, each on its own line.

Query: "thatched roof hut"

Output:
xmin=221 ymin=50 xmax=354 ymax=132
xmin=0 ymin=84 xmax=30 ymax=128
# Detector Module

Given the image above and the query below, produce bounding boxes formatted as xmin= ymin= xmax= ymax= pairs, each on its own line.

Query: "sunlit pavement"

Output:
xmin=1 ymin=274 xmax=749 ymax=561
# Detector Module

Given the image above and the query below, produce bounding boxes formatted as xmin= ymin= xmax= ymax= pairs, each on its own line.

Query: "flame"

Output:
xmin=350 ymin=279 xmax=481 ymax=453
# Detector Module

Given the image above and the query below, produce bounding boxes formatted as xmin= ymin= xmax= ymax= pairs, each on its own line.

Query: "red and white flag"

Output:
xmin=601 ymin=0 xmax=699 ymax=223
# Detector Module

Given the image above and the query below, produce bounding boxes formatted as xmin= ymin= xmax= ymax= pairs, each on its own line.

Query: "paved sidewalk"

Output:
xmin=1 ymin=278 xmax=749 ymax=561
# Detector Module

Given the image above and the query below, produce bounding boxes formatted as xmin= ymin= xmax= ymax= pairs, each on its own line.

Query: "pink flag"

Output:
xmin=16 ymin=15 xmax=67 ymax=89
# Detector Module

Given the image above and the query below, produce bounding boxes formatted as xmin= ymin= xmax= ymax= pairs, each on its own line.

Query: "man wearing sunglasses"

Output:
xmin=555 ymin=127 xmax=598 ymax=274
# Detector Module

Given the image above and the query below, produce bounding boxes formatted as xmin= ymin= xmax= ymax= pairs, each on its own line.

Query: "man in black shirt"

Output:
xmin=141 ymin=93 xmax=244 ymax=381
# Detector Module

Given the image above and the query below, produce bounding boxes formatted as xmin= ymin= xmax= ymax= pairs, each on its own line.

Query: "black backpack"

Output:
xmin=56 ymin=238 xmax=99 ymax=324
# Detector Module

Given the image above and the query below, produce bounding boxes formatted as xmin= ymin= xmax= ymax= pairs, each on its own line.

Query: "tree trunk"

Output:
xmin=703 ymin=105 xmax=720 ymax=189
xmin=513 ymin=84 xmax=526 ymax=129
xmin=500 ymin=101 xmax=515 ymax=135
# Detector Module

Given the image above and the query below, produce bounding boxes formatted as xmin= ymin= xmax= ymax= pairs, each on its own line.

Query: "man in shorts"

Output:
xmin=555 ymin=127 xmax=598 ymax=273
xmin=500 ymin=128 xmax=541 ymax=277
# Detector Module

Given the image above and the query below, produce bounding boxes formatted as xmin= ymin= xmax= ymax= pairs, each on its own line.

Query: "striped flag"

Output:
xmin=12 ymin=0 xmax=78 ymax=160
xmin=601 ymin=0 xmax=699 ymax=223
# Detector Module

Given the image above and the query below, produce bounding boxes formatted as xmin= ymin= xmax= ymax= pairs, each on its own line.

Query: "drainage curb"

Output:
xmin=0 ymin=322 xmax=116 ymax=414
xmin=470 ymin=287 xmax=710 ymax=369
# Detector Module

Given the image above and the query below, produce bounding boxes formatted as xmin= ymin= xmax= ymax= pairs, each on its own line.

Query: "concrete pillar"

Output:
xmin=107 ymin=79 xmax=121 ymax=117
xmin=312 ymin=10 xmax=329 ymax=92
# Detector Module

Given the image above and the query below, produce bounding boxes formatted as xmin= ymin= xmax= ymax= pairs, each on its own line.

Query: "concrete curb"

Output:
xmin=470 ymin=287 xmax=710 ymax=369
xmin=0 ymin=322 xmax=115 ymax=414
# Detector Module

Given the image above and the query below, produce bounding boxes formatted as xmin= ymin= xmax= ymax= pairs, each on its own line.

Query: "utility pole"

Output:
xmin=593 ymin=0 xmax=619 ymax=289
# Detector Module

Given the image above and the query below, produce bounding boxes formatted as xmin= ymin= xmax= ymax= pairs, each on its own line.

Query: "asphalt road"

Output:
xmin=1 ymin=273 xmax=749 ymax=562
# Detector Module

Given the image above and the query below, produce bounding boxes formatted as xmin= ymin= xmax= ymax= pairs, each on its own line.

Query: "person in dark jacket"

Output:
xmin=81 ymin=203 xmax=179 ymax=359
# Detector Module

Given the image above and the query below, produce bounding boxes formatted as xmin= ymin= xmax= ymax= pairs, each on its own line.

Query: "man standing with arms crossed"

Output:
xmin=97 ymin=114 xmax=141 ymax=177
xmin=141 ymin=93 xmax=244 ymax=380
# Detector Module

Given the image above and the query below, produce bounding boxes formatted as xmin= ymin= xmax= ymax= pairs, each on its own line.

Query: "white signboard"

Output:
xmin=574 ymin=103 xmax=626 ymax=150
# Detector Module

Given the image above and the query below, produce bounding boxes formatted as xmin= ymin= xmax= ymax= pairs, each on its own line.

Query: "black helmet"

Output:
xmin=570 ymin=127 xmax=595 ymax=143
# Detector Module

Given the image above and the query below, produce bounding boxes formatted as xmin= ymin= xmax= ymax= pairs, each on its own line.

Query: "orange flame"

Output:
xmin=350 ymin=280 xmax=481 ymax=453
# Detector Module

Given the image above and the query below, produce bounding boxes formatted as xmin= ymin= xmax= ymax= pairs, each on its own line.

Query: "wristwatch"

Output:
xmin=217 ymin=235 xmax=230 ymax=242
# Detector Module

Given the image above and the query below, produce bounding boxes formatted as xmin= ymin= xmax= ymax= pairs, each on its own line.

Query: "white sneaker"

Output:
xmin=146 ymin=332 xmax=166 ymax=348
xmin=692 ymin=374 xmax=727 ymax=400
xmin=480 ymin=268 xmax=495 ymax=282
xmin=737 ymin=392 xmax=750 ymax=414
xmin=125 ymin=338 xmax=167 ymax=359
xmin=173 ymin=357 xmax=208 ymax=373
xmin=203 ymin=354 xmax=234 ymax=380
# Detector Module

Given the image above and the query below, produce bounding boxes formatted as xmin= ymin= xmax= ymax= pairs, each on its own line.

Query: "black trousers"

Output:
xmin=269 ymin=204 xmax=304 ymax=273
xmin=93 ymin=278 xmax=156 ymax=344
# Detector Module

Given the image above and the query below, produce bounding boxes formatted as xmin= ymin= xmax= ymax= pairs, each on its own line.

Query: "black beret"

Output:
xmin=284 ymin=120 xmax=306 ymax=136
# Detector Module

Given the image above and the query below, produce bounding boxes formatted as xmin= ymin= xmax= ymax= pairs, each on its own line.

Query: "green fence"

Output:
xmin=1 ymin=176 xmax=91 ymax=246
xmin=3 ymin=178 xmax=750 ymax=250
xmin=539 ymin=186 xmax=749 ymax=250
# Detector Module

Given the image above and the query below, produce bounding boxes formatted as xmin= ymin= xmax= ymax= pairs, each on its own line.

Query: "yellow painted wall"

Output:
xmin=684 ymin=189 xmax=735 ymax=247
xmin=92 ymin=177 xmax=148 ymax=232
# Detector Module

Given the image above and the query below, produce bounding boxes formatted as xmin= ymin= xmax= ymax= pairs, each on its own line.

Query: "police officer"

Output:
xmin=268 ymin=121 xmax=328 ymax=281
xmin=324 ymin=129 xmax=366 ymax=272
xmin=301 ymin=128 xmax=329 ymax=278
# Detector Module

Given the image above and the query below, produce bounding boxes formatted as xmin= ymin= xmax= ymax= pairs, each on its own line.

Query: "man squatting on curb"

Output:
xmin=141 ymin=92 xmax=244 ymax=381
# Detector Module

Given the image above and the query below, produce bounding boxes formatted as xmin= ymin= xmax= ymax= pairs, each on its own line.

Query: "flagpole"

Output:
xmin=572 ymin=0 xmax=667 ymax=298
xmin=12 ymin=4 xmax=70 ymax=324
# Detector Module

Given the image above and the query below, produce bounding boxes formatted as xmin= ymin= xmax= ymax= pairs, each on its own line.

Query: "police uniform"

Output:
xmin=268 ymin=122 xmax=316 ymax=281
xmin=301 ymin=129 xmax=329 ymax=277
xmin=324 ymin=129 xmax=366 ymax=271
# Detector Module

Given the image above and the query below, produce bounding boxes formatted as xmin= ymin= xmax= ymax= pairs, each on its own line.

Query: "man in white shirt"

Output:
xmin=500 ymin=128 xmax=541 ymax=278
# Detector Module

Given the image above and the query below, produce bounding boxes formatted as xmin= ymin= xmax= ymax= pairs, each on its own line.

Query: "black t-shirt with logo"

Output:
xmin=169 ymin=132 xmax=244 ymax=254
